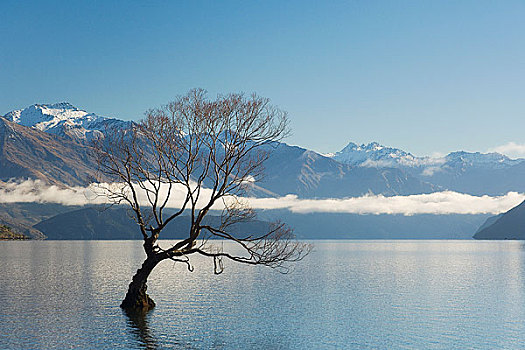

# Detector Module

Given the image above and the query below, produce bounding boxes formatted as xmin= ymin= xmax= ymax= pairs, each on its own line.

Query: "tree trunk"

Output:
xmin=121 ymin=256 xmax=159 ymax=311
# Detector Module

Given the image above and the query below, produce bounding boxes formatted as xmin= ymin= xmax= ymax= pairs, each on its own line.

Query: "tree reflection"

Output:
xmin=123 ymin=308 xmax=158 ymax=350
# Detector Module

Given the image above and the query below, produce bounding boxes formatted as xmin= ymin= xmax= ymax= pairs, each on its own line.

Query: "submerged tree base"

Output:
xmin=120 ymin=295 xmax=156 ymax=311
xmin=120 ymin=257 xmax=158 ymax=311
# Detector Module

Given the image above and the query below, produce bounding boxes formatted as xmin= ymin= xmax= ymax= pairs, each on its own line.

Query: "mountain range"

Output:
xmin=34 ymin=206 xmax=271 ymax=240
xmin=0 ymin=202 xmax=492 ymax=240
xmin=331 ymin=141 xmax=525 ymax=195
xmin=1 ymin=103 xmax=437 ymax=197
xmin=3 ymin=102 xmax=525 ymax=198
xmin=1 ymin=102 xmax=524 ymax=239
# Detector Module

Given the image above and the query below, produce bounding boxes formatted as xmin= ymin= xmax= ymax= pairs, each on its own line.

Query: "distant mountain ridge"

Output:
xmin=3 ymin=102 xmax=525 ymax=197
xmin=0 ymin=202 xmax=491 ymax=240
xmin=332 ymin=141 xmax=521 ymax=169
xmin=331 ymin=141 xmax=525 ymax=195
xmin=257 ymin=143 xmax=437 ymax=198
xmin=4 ymin=102 xmax=131 ymax=143
xmin=1 ymin=102 xmax=523 ymax=240
xmin=35 ymin=207 xmax=271 ymax=240
xmin=1 ymin=103 xmax=438 ymax=198
xmin=332 ymin=141 xmax=429 ymax=167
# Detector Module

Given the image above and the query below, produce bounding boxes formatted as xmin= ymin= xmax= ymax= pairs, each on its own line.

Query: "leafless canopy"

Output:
xmin=93 ymin=89 xmax=310 ymax=274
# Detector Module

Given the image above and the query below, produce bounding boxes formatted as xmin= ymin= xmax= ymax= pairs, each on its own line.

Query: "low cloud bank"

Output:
xmin=0 ymin=179 xmax=107 ymax=206
xmin=0 ymin=179 xmax=523 ymax=216
xmin=360 ymin=156 xmax=445 ymax=169
xmin=247 ymin=192 xmax=525 ymax=215
xmin=489 ymin=142 xmax=525 ymax=159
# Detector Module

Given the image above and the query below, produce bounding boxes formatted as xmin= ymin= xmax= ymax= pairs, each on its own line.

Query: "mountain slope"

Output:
xmin=260 ymin=210 xmax=489 ymax=239
xmin=0 ymin=225 xmax=30 ymax=240
xmin=258 ymin=143 xmax=437 ymax=198
xmin=0 ymin=216 xmax=44 ymax=239
xmin=0 ymin=117 xmax=101 ymax=185
xmin=34 ymin=207 xmax=271 ymax=240
xmin=0 ymin=202 xmax=85 ymax=239
xmin=32 ymin=206 xmax=490 ymax=240
xmin=473 ymin=200 xmax=525 ymax=239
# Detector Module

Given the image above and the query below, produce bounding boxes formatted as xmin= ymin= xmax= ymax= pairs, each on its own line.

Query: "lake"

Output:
xmin=2 ymin=240 xmax=525 ymax=349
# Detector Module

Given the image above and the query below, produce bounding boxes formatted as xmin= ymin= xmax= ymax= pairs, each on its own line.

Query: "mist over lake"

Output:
xmin=2 ymin=240 xmax=525 ymax=349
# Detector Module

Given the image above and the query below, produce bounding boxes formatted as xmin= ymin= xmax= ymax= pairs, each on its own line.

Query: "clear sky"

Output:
xmin=1 ymin=0 xmax=525 ymax=157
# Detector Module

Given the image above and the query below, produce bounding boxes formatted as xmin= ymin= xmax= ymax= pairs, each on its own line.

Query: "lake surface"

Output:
xmin=2 ymin=240 xmax=525 ymax=349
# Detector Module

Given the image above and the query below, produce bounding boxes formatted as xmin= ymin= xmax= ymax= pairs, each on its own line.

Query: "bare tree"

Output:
xmin=93 ymin=89 xmax=310 ymax=310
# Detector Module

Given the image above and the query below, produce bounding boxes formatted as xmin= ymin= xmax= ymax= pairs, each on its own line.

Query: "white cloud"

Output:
xmin=420 ymin=166 xmax=443 ymax=177
xmin=1 ymin=179 xmax=523 ymax=216
xmin=0 ymin=179 xmax=108 ymax=206
xmin=360 ymin=159 xmax=396 ymax=168
xmin=359 ymin=156 xmax=445 ymax=169
xmin=398 ymin=156 xmax=445 ymax=167
xmin=488 ymin=142 xmax=525 ymax=159
xmin=0 ymin=179 xmax=223 ymax=209
xmin=245 ymin=192 xmax=525 ymax=215
xmin=429 ymin=151 xmax=447 ymax=159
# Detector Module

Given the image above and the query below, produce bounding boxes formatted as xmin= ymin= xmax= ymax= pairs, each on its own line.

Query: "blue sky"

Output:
xmin=1 ymin=0 xmax=525 ymax=157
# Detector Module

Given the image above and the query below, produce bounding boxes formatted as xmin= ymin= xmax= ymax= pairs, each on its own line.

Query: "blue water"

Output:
xmin=2 ymin=240 xmax=525 ymax=349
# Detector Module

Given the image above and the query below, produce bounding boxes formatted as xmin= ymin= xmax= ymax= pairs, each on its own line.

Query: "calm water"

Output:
xmin=2 ymin=240 xmax=525 ymax=349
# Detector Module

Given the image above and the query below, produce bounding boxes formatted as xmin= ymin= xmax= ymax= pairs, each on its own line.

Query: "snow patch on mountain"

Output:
xmin=332 ymin=141 xmax=524 ymax=178
xmin=332 ymin=141 xmax=444 ymax=169
xmin=444 ymin=151 xmax=519 ymax=169
xmin=4 ymin=102 xmax=131 ymax=142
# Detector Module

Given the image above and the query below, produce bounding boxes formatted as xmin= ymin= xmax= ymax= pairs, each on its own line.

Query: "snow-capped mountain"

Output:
xmin=258 ymin=142 xmax=437 ymax=198
xmin=332 ymin=141 xmax=440 ymax=168
xmin=331 ymin=141 xmax=525 ymax=195
xmin=3 ymin=102 xmax=525 ymax=197
xmin=0 ymin=116 xmax=102 ymax=185
xmin=333 ymin=141 xmax=521 ymax=170
xmin=4 ymin=102 xmax=131 ymax=143
xmin=444 ymin=151 xmax=520 ymax=169
xmin=0 ymin=103 xmax=438 ymax=197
